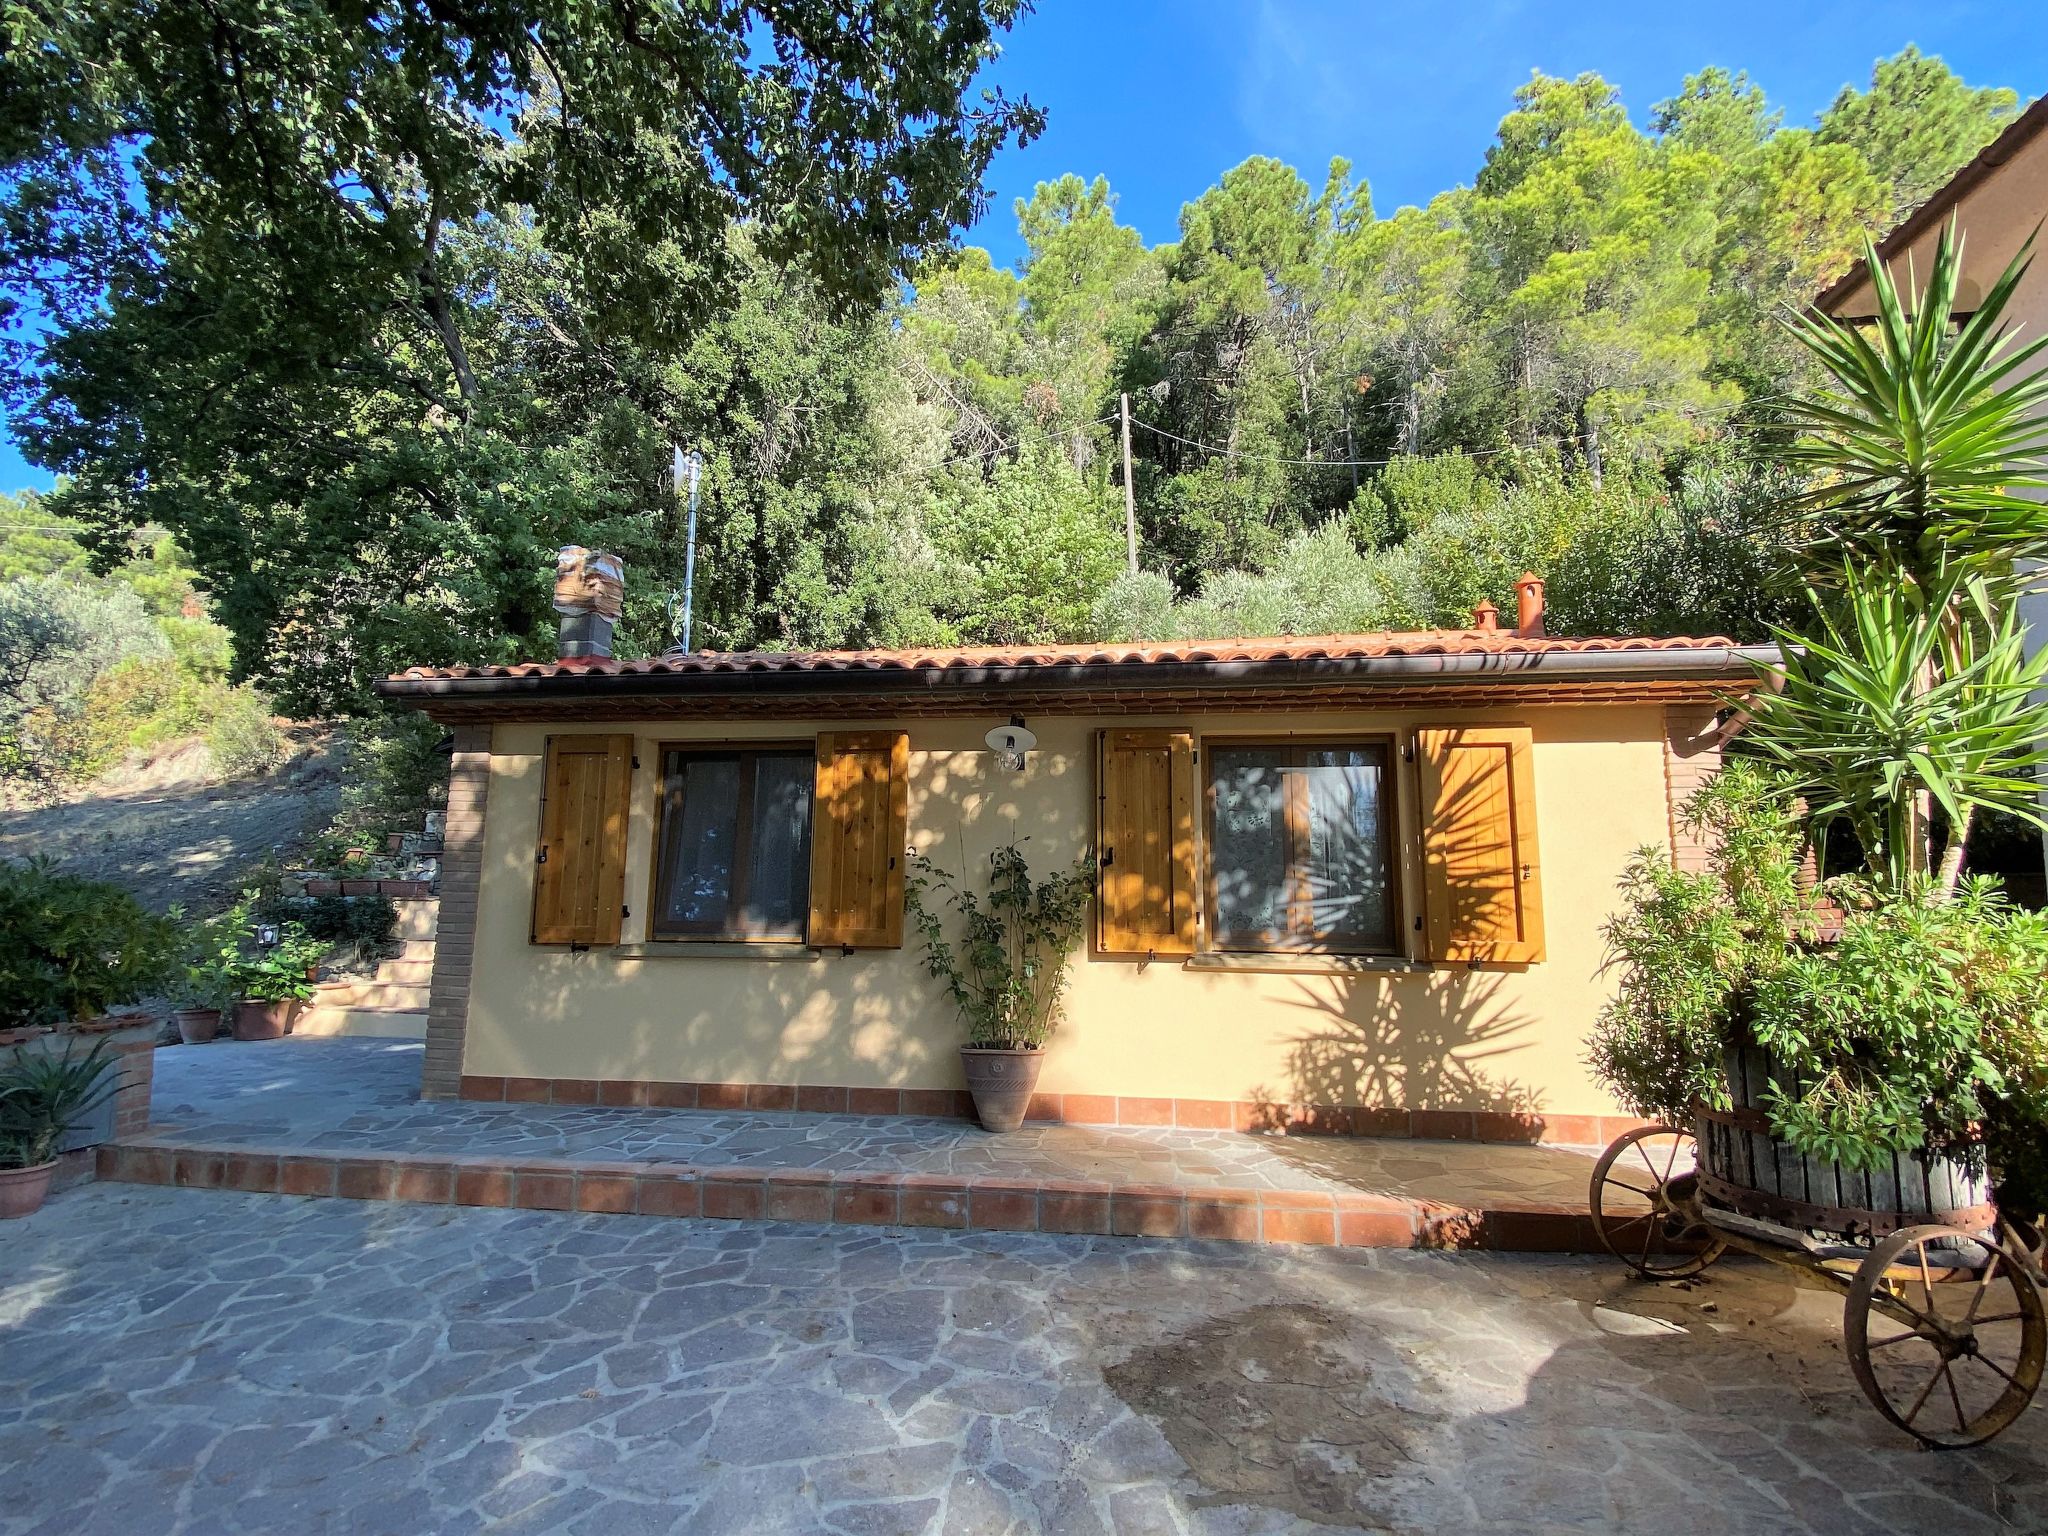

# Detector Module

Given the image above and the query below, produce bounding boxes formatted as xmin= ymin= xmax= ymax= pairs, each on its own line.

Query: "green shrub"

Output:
xmin=0 ymin=857 xmax=178 ymax=1030
xmin=204 ymin=687 xmax=285 ymax=779
xmin=252 ymin=891 xmax=398 ymax=963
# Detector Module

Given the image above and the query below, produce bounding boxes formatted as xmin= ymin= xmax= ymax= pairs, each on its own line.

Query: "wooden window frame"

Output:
xmin=646 ymin=740 xmax=815 ymax=943
xmin=1200 ymin=734 xmax=1404 ymax=957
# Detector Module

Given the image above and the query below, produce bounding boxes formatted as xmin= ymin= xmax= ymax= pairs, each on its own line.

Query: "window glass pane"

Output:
xmin=657 ymin=754 xmax=740 ymax=931
xmin=741 ymin=753 xmax=813 ymax=934
xmin=1210 ymin=748 xmax=1289 ymax=947
xmin=1301 ymin=747 xmax=1393 ymax=948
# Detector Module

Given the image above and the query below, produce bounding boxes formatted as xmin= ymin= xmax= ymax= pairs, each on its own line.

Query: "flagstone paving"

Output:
xmin=4 ymin=1181 xmax=2043 ymax=1535
xmin=138 ymin=1039 xmax=1598 ymax=1209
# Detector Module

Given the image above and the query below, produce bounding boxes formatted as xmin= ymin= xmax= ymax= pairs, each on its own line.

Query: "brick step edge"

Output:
xmin=95 ymin=1140 xmax=1598 ymax=1252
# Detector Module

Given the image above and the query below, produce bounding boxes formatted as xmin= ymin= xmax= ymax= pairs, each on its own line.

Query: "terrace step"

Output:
xmin=291 ymin=1006 xmax=428 ymax=1040
xmin=95 ymin=1138 xmax=1598 ymax=1253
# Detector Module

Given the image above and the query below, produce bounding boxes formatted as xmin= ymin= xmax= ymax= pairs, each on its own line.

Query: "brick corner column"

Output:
xmin=422 ymin=721 xmax=492 ymax=1101
xmin=1662 ymin=703 xmax=1723 ymax=874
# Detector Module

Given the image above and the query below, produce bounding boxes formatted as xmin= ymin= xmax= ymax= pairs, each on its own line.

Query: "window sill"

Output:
xmin=1183 ymin=951 xmax=1432 ymax=976
xmin=612 ymin=941 xmax=821 ymax=961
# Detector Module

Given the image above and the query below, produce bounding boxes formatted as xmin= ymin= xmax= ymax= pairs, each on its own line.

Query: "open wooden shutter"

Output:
xmin=1415 ymin=726 xmax=1544 ymax=964
xmin=808 ymin=731 xmax=909 ymax=948
xmin=1096 ymin=729 xmax=1197 ymax=956
xmin=532 ymin=734 xmax=634 ymax=946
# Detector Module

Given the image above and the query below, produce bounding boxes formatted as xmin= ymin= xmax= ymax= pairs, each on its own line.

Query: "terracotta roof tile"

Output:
xmin=390 ymin=629 xmax=1742 ymax=682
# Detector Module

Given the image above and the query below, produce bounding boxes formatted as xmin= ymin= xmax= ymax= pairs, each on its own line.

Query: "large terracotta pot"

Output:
xmin=173 ymin=1008 xmax=221 ymax=1045
xmin=960 ymin=1046 xmax=1044 ymax=1134
xmin=0 ymin=1161 xmax=56 ymax=1219
xmin=231 ymin=1000 xmax=298 ymax=1041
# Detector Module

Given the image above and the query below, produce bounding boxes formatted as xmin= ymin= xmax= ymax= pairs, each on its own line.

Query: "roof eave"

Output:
xmin=372 ymin=645 xmax=1780 ymax=714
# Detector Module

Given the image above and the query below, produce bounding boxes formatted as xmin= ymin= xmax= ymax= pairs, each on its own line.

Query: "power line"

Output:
xmin=1127 ymin=418 xmax=1512 ymax=468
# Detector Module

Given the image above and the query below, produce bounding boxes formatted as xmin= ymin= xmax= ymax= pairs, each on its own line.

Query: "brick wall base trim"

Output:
xmin=455 ymin=1072 xmax=1647 ymax=1149
xmin=95 ymin=1139 xmax=1602 ymax=1253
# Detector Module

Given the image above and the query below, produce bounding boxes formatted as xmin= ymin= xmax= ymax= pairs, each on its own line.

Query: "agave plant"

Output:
xmin=0 ymin=1040 xmax=118 ymax=1170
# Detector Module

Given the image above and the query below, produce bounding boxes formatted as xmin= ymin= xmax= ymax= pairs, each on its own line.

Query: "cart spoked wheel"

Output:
xmin=1589 ymin=1124 xmax=1726 ymax=1280
xmin=1846 ymin=1224 xmax=2046 ymax=1449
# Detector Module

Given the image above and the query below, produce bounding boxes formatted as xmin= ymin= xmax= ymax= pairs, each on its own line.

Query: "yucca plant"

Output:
xmin=1762 ymin=219 xmax=2048 ymax=887
xmin=1780 ymin=218 xmax=2048 ymax=588
xmin=1746 ymin=567 xmax=2048 ymax=888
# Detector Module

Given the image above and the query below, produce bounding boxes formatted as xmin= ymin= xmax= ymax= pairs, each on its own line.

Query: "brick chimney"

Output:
xmin=1472 ymin=598 xmax=1501 ymax=632
xmin=1514 ymin=572 xmax=1546 ymax=637
xmin=554 ymin=546 xmax=625 ymax=660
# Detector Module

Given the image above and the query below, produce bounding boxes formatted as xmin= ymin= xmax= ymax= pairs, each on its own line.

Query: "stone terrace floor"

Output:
xmin=138 ymin=1039 xmax=1597 ymax=1210
xmin=6 ymin=1183 xmax=2045 ymax=1534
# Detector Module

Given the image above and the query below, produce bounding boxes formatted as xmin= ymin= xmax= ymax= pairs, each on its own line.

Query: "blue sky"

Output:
xmin=4 ymin=0 xmax=2045 ymax=496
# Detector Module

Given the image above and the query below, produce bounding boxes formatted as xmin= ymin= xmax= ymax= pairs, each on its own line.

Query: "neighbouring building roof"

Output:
xmin=1814 ymin=93 xmax=2048 ymax=315
xmin=375 ymin=629 xmax=1779 ymax=722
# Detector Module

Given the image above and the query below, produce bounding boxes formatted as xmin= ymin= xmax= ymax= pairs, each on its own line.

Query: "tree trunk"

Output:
xmin=1935 ymin=804 xmax=1973 ymax=896
xmin=1579 ymin=405 xmax=1602 ymax=488
xmin=419 ymin=262 xmax=478 ymax=407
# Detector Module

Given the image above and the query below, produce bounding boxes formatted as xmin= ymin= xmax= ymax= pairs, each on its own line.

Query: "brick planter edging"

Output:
xmin=95 ymin=1139 xmax=1600 ymax=1253
xmin=456 ymin=1073 xmax=1649 ymax=1150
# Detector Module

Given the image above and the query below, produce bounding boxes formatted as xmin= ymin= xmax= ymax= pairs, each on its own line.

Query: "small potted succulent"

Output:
xmin=0 ymin=1040 xmax=117 ymax=1218
xmin=905 ymin=843 xmax=1093 ymax=1133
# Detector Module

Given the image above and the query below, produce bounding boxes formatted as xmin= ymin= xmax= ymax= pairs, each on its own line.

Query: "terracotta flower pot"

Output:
xmin=174 ymin=1008 xmax=222 ymax=1045
xmin=0 ymin=1161 xmax=57 ymax=1220
xmin=959 ymin=1046 xmax=1045 ymax=1134
xmin=231 ymin=1000 xmax=298 ymax=1041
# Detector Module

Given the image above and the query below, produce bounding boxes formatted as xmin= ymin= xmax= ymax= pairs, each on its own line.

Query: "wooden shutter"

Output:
xmin=532 ymin=734 xmax=635 ymax=946
xmin=1415 ymin=726 xmax=1544 ymax=964
xmin=808 ymin=731 xmax=909 ymax=948
xmin=1096 ymin=729 xmax=1197 ymax=956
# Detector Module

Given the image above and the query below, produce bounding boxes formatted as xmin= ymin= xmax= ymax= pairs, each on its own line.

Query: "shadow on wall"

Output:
xmin=1244 ymin=970 xmax=1543 ymax=1135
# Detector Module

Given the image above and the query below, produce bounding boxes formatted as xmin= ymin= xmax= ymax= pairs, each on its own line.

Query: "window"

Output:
xmin=651 ymin=746 xmax=814 ymax=940
xmin=1206 ymin=742 xmax=1397 ymax=953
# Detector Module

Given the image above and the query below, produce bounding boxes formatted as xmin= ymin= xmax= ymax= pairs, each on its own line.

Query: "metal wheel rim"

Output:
xmin=1845 ymin=1223 xmax=2046 ymax=1449
xmin=1589 ymin=1124 xmax=1727 ymax=1280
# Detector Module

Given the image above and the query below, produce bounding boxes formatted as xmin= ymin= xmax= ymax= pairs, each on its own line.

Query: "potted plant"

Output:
xmin=169 ymin=906 xmax=248 ymax=1044
xmin=230 ymin=926 xmax=319 ymax=1041
xmin=905 ymin=843 xmax=1093 ymax=1132
xmin=0 ymin=1040 xmax=117 ymax=1218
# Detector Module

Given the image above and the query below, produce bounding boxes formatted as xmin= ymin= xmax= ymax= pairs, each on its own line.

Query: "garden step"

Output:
xmin=291 ymin=1007 xmax=427 ymax=1040
xmin=364 ymin=957 xmax=434 ymax=986
xmin=312 ymin=979 xmax=430 ymax=1010
xmin=391 ymin=899 xmax=438 ymax=942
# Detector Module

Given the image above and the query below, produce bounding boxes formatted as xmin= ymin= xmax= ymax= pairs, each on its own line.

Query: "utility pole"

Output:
xmin=1119 ymin=391 xmax=1137 ymax=575
xmin=676 ymin=446 xmax=702 ymax=653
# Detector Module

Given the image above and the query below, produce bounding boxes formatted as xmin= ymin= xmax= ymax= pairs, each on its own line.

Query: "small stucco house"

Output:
xmin=375 ymin=571 xmax=1772 ymax=1146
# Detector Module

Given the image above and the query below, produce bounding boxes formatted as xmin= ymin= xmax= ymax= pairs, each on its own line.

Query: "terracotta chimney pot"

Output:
xmin=1514 ymin=572 xmax=1546 ymax=637
xmin=1472 ymin=599 xmax=1501 ymax=632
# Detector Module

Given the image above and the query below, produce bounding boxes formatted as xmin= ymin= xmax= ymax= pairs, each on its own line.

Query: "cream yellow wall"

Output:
xmin=463 ymin=706 xmax=1673 ymax=1118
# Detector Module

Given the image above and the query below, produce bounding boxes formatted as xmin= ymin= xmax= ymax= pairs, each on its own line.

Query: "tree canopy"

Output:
xmin=0 ymin=26 xmax=2025 ymax=712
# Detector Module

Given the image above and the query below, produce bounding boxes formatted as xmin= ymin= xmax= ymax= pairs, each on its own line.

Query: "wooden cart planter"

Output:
xmin=1588 ymin=1045 xmax=2045 ymax=1449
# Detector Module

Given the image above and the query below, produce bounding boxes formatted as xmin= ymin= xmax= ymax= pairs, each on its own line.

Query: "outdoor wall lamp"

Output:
xmin=985 ymin=714 xmax=1036 ymax=773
